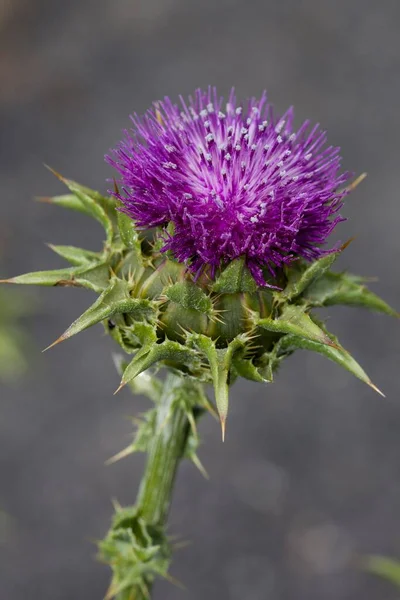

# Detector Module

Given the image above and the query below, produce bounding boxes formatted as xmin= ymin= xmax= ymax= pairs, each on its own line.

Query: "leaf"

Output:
xmin=232 ymin=354 xmax=271 ymax=383
xmin=47 ymin=244 xmax=101 ymax=266
xmin=255 ymin=305 xmax=338 ymax=348
xmin=363 ymin=555 xmax=400 ymax=588
xmin=118 ymin=340 xmax=201 ymax=391
xmin=45 ymin=277 xmax=155 ymax=349
xmin=1 ymin=262 xmax=110 ymax=293
xmin=45 ymin=170 xmax=114 ymax=245
xmin=212 ymin=257 xmax=257 ymax=293
xmin=282 ymin=251 xmax=341 ymax=301
xmin=304 ymin=271 xmax=398 ymax=317
xmin=188 ymin=333 xmax=246 ymax=439
xmin=277 ymin=329 xmax=384 ymax=396
xmin=112 ymin=354 xmax=163 ymax=403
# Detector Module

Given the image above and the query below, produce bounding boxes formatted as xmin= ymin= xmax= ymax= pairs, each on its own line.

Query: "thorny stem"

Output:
xmin=118 ymin=372 xmax=196 ymax=599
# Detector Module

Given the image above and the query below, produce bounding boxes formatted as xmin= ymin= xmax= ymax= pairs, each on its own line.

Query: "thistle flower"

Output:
xmin=108 ymin=88 xmax=350 ymax=285
xmin=0 ymin=87 xmax=396 ymax=599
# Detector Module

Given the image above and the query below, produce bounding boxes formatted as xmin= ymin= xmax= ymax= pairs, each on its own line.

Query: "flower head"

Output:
xmin=107 ymin=88 xmax=351 ymax=285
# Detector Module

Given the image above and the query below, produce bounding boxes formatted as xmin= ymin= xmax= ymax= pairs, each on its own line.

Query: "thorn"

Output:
xmin=191 ymin=453 xmax=209 ymax=479
xmin=105 ymin=445 xmax=134 ymax=465
xmin=220 ymin=416 xmax=226 ymax=442
xmin=368 ymin=381 xmax=386 ymax=398
xmin=340 ymin=236 xmax=356 ymax=251
xmin=173 ymin=539 xmax=192 ymax=550
xmin=0 ymin=278 xmax=12 ymax=284
xmin=113 ymin=381 xmax=126 ymax=395
xmin=111 ymin=497 xmax=122 ymax=512
xmin=35 ymin=196 xmax=53 ymax=204
xmin=161 ymin=572 xmax=186 ymax=590
xmin=42 ymin=334 xmax=67 ymax=352
xmin=44 ymin=164 xmax=65 ymax=182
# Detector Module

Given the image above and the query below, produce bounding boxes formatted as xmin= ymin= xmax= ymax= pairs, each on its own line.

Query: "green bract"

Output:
xmin=2 ymin=173 xmax=397 ymax=437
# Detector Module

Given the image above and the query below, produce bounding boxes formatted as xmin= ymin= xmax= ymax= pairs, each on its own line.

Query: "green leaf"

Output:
xmin=165 ymin=281 xmax=213 ymax=314
xmin=37 ymin=193 xmax=91 ymax=215
xmin=232 ymin=354 xmax=271 ymax=383
xmin=212 ymin=257 xmax=257 ymax=294
xmin=188 ymin=333 xmax=246 ymax=439
xmin=2 ymin=262 xmax=110 ymax=294
xmin=363 ymin=555 xmax=400 ymax=588
xmin=119 ymin=340 xmax=201 ymax=391
xmin=304 ymin=271 xmax=398 ymax=317
xmin=46 ymin=277 xmax=155 ymax=349
xmin=60 ymin=177 xmax=114 ymax=245
xmin=277 ymin=328 xmax=384 ymax=396
xmin=282 ymin=252 xmax=341 ymax=301
xmin=117 ymin=209 xmax=141 ymax=250
xmin=47 ymin=244 xmax=101 ymax=266
xmin=254 ymin=305 xmax=338 ymax=348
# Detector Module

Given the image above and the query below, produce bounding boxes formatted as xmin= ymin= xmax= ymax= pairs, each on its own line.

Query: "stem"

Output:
xmin=136 ymin=371 xmax=191 ymax=525
xmin=115 ymin=371 xmax=198 ymax=600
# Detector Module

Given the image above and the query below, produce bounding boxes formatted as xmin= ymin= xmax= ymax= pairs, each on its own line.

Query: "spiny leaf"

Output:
xmin=232 ymin=354 xmax=271 ymax=383
xmin=188 ymin=334 xmax=246 ymax=440
xmin=117 ymin=340 xmax=201 ymax=391
xmin=277 ymin=328 xmax=384 ymax=396
xmin=282 ymin=251 xmax=342 ymax=302
xmin=1 ymin=262 xmax=110 ymax=293
xmin=45 ymin=169 xmax=114 ymax=245
xmin=112 ymin=354 xmax=163 ymax=402
xmin=254 ymin=305 xmax=338 ymax=348
xmin=303 ymin=271 xmax=398 ymax=317
xmin=45 ymin=277 xmax=154 ymax=349
xmin=47 ymin=244 xmax=101 ymax=266
xmin=212 ymin=256 xmax=257 ymax=294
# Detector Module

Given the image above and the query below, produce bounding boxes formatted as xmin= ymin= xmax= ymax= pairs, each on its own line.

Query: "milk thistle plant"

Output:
xmin=1 ymin=88 xmax=397 ymax=598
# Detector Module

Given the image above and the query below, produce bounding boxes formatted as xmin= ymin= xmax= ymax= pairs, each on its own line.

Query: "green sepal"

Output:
xmin=276 ymin=324 xmax=383 ymax=395
xmin=232 ymin=355 xmax=270 ymax=383
xmin=303 ymin=271 xmax=398 ymax=317
xmin=47 ymin=172 xmax=115 ymax=246
xmin=120 ymin=339 xmax=202 ymax=389
xmin=1 ymin=262 xmax=110 ymax=293
xmin=117 ymin=209 xmax=141 ymax=251
xmin=48 ymin=277 xmax=155 ymax=348
xmin=188 ymin=333 xmax=247 ymax=438
xmin=212 ymin=256 xmax=257 ymax=294
xmin=113 ymin=354 xmax=163 ymax=402
xmin=282 ymin=252 xmax=341 ymax=301
xmin=165 ymin=280 xmax=213 ymax=314
xmin=47 ymin=244 xmax=101 ymax=266
xmin=253 ymin=304 xmax=337 ymax=348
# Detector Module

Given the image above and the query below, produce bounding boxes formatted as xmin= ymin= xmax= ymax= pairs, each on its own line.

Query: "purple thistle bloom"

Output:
xmin=107 ymin=88 xmax=351 ymax=285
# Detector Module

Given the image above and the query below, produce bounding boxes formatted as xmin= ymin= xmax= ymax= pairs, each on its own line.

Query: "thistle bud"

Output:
xmin=1 ymin=89 xmax=397 ymax=439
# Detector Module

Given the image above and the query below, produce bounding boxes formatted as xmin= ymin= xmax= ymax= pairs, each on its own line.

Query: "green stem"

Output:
xmin=136 ymin=371 xmax=191 ymax=525
xmin=114 ymin=371 xmax=198 ymax=600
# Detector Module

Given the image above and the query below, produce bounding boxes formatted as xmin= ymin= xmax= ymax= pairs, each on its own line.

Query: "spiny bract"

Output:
xmin=1 ymin=169 xmax=396 ymax=437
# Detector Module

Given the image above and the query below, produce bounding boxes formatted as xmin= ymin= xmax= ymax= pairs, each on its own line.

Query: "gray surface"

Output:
xmin=1 ymin=1 xmax=399 ymax=598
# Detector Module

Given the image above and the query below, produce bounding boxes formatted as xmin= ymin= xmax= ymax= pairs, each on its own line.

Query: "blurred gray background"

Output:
xmin=1 ymin=1 xmax=399 ymax=598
